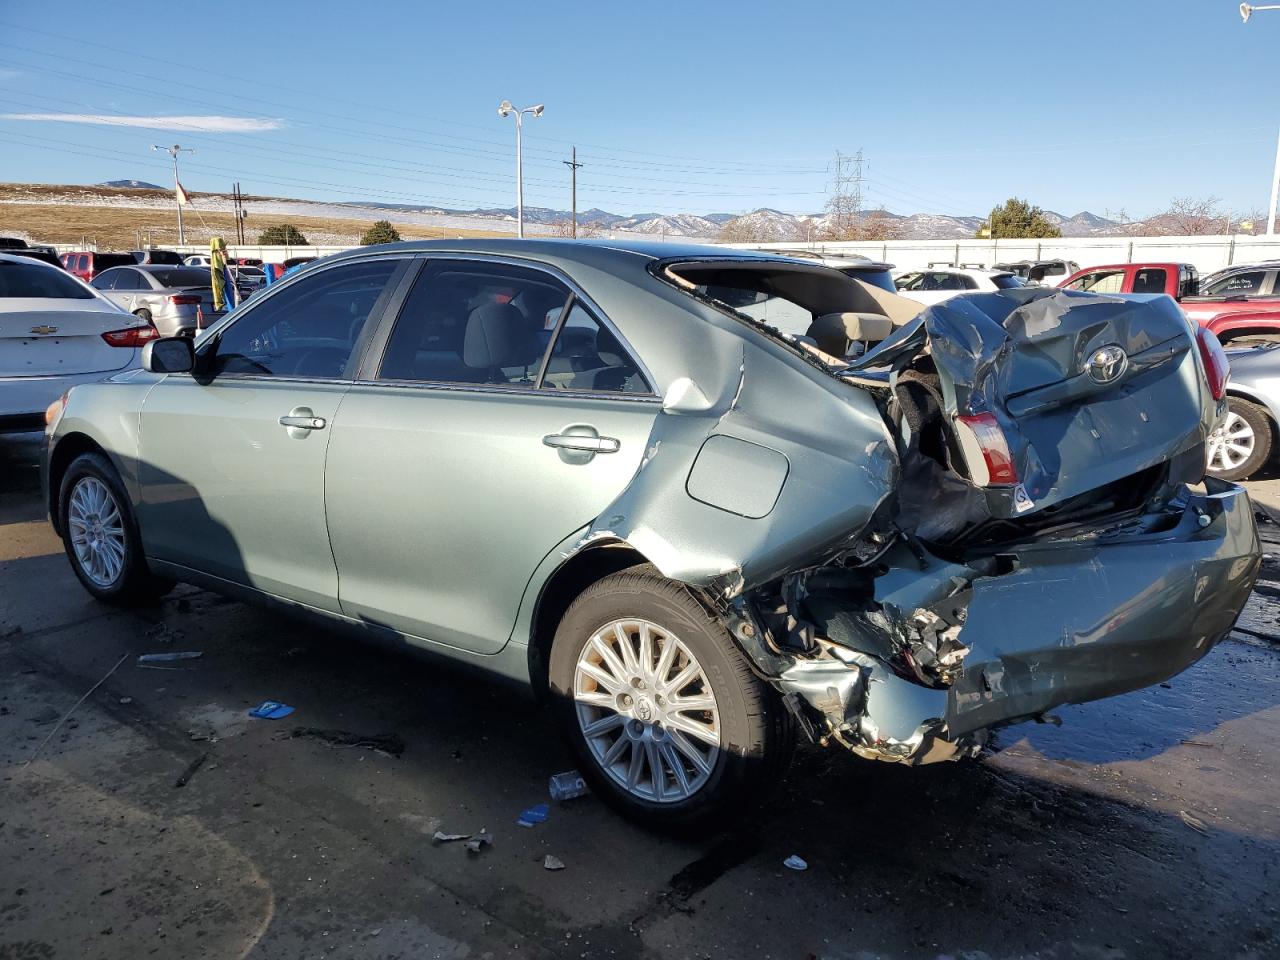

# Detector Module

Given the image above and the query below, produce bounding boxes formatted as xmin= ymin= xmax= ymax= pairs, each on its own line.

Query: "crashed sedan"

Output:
xmin=43 ymin=239 xmax=1259 ymax=828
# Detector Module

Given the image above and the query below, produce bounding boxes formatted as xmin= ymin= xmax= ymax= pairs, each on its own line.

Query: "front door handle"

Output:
xmin=279 ymin=406 xmax=326 ymax=438
xmin=543 ymin=433 xmax=620 ymax=454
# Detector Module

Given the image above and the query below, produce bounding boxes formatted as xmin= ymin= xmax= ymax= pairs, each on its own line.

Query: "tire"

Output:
xmin=548 ymin=569 xmax=794 ymax=830
xmin=58 ymin=452 xmax=173 ymax=605
xmin=1207 ymin=398 xmax=1273 ymax=481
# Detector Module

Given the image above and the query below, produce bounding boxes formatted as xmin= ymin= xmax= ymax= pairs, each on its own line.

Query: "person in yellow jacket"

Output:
xmin=209 ymin=236 xmax=233 ymax=312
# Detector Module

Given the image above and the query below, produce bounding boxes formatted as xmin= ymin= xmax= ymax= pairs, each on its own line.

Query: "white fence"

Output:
xmin=736 ymin=234 xmax=1280 ymax=275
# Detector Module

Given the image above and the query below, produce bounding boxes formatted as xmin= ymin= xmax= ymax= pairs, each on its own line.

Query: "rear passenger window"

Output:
xmin=540 ymin=303 xmax=650 ymax=394
xmin=1202 ymin=271 xmax=1265 ymax=297
xmin=1132 ymin=268 xmax=1167 ymax=294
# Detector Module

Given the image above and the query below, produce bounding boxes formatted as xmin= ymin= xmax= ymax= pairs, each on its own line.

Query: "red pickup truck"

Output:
xmin=1059 ymin=262 xmax=1280 ymax=342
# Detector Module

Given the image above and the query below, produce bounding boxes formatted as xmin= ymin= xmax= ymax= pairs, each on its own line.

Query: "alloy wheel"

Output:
xmin=1208 ymin=410 xmax=1255 ymax=472
xmin=573 ymin=618 xmax=721 ymax=803
xmin=67 ymin=476 xmax=127 ymax=588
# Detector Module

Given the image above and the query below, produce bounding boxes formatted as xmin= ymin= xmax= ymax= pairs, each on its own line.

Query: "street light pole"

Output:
xmin=152 ymin=143 xmax=194 ymax=244
xmin=1241 ymin=4 xmax=1280 ymax=233
xmin=498 ymin=101 xmax=544 ymax=239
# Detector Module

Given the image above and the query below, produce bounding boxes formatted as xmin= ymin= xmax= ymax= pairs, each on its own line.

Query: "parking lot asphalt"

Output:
xmin=2 ymin=430 xmax=1279 ymax=960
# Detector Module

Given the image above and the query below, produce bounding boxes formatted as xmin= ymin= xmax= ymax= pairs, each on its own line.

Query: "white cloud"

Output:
xmin=0 ymin=113 xmax=281 ymax=133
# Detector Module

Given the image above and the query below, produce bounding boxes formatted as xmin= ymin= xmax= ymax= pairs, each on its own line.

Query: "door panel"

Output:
xmin=325 ymin=387 xmax=657 ymax=652
xmin=137 ymin=377 xmax=350 ymax=611
xmin=134 ymin=255 xmax=408 ymax=610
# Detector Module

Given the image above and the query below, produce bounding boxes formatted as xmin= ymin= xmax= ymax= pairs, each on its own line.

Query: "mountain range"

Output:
xmin=354 ymin=199 xmax=1125 ymax=240
xmin=96 ymin=179 xmax=1123 ymax=240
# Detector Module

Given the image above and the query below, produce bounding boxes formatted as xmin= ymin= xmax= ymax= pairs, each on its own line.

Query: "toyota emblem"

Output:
xmin=1086 ymin=345 xmax=1128 ymax=384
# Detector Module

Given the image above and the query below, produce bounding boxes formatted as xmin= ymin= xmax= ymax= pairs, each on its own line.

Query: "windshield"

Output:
xmin=840 ymin=266 xmax=896 ymax=293
xmin=148 ymin=267 xmax=213 ymax=287
xmin=0 ymin=259 xmax=94 ymax=298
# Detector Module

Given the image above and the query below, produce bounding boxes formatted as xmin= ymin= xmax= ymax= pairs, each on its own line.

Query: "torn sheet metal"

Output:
xmin=750 ymin=478 xmax=1259 ymax=763
xmin=580 ymin=337 xmax=898 ymax=597
xmin=851 ymin=288 xmax=1214 ymax=520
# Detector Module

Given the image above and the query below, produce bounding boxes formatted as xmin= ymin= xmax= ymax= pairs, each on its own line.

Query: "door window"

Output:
xmin=1131 ymin=268 xmax=1167 ymax=294
xmin=378 ymin=261 xmax=568 ymax=386
xmin=90 ymin=269 xmax=121 ymax=291
xmin=1064 ymin=270 xmax=1125 ymax=294
xmin=205 ymin=258 xmax=401 ymax=380
xmin=120 ymin=269 xmax=151 ymax=291
xmin=539 ymin=302 xmax=650 ymax=394
xmin=1201 ymin=270 xmax=1265 ymax=297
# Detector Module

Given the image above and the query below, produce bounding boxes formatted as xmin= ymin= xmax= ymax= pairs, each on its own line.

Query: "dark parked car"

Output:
xmin=44 ymin=239 xmax=1258 ymax=828
xmin=130 ymin=249 xmax=185 ymax=266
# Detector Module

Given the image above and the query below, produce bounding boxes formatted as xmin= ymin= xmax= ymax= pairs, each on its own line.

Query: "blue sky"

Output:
xmin=0 ymin=1 xmax=1274 ymax=219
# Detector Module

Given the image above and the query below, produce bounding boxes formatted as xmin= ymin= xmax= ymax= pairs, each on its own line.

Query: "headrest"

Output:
xmin=463 ymin=302 xmax=538 ymax=369
xmin=805 ymin=312 xmax=894 ymax=355
xmin=594 ymin=325 xmax=627 ymax=367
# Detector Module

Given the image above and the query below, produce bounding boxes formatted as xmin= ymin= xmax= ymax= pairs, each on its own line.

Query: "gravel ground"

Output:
xmin=2 ymin=431 xmax=1278 ymax=960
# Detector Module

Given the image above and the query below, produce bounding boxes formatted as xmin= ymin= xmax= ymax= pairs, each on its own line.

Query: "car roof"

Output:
xmin=0 ymin=250 xmax=63 ymax=269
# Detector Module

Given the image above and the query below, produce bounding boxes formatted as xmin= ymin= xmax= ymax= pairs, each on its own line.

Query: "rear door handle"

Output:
xmin=543 ymin=433 xmax=619 ymax=453
xmin=280 ymin=415 xmax=326 ymax=430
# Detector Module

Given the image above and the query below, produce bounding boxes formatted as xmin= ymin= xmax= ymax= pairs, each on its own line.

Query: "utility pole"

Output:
xmin=562 ymin=147 xmax=584 ymax=238
xmin=152 ymin=143 xmax=194 ymax=244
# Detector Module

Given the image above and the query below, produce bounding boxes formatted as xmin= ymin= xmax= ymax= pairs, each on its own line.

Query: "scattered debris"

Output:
xmin=464 ymin=829 xmax=493 ymax=854
xmin=783 ymin=855 xmax=808 ymax=871
xmin=432 ymin=830 xmax=471 ymax=843
xmin=282 ymin=727 xmax=404 ymax=757
xmin=1180 ymin=810 xmax=1209 ymax=834
xmin=549 ymin=770 xmax=589 ymax=801
xmin=517 ymin=803 xmax=549 ymax=828
xmin=248 ymin=700 xmax=294 ymax=720
xmin=137 ymin=651 xmax=202 ymax=666
xmin=543 ymin=855 xmax=565 ymax=871
xmin=23 ymin=652 xmax=129 ymax=768
xmin=174 ymin=752 xmax=209 ymax=788
xmin=118 ymin=696 xmax=133 ymax=705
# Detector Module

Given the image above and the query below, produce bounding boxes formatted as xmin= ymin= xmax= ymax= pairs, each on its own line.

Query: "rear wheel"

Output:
xmin=548 ymin=570 xmax=794 ymax=830
xmin=59 ymin=452 xmax=172 ymax=605
xmin=1207 ymin=398 xmax=1272 ymax=481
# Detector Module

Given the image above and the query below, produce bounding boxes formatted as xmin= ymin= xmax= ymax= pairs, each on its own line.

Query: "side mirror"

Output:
xmin=142 ymin=336 xmax=194 ymax=374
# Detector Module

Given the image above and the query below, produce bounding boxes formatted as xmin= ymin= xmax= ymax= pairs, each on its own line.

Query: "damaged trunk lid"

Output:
xmin=851 ymin=288 xmax=1216 ymax=539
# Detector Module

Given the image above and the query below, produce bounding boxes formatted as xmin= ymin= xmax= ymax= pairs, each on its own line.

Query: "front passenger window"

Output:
xmin=207 ymin=258 xmax=401 ymax=380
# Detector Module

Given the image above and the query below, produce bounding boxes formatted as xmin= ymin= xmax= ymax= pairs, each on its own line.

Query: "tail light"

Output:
xmin=169 ymin=294 xmax=200 ymax=305
xmin=954 ymin=412 xmax=1018 ymax=486
xmin=1195 ymin=326 xmax=1229 ymax=401
xmin=101 ymin=325 xmax=160 ymax=348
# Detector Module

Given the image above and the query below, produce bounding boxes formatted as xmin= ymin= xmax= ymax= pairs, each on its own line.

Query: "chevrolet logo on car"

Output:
xmin=29 ymin=325 xmax=59 ymax=335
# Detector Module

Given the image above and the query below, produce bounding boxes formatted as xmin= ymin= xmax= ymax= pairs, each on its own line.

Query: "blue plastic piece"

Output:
xmin=248 ymin=700 xmax=294 ymax=719
xmin=516 ymin=803 xmax=550 ymax=827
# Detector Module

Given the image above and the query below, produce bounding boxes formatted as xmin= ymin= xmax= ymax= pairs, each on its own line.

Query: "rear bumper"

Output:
xmin=1 ymin=366 xmax=135 ymax=425
xmin=763 ymin=478 xmax=1260 ymax=763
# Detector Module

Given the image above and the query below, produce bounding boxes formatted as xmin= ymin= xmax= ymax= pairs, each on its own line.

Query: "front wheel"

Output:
xmin=59 ymin=452 xmax=173 ymax=605
xmin=548 ymin=569 xmax=794 ymax=830
xmin=1207 ymin=398 xmax=1273 ymax=481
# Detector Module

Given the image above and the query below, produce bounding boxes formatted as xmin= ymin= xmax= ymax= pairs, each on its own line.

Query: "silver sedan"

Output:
xmin=43 ymin=240 xmax=1259 ymax=828
xmin=90 ymin=265 xmax=224 ymax=336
